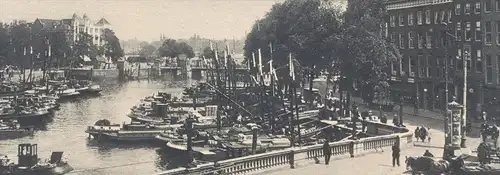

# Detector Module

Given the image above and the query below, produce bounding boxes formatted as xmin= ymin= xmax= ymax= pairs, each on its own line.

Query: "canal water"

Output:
xmin=0 ymin=80 xmax=187 ymax=175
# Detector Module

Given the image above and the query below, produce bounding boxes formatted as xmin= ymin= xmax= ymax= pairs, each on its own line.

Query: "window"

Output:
xmin=486 ymin=54 xmax=492 ymax=83
xmin=426 ymin=32 xmax=432 ymax=48
xmin=425 ymin=10 xmax=431 ymax=24
xmin=399 ymin=14 xmax=405 ymax=26
xmin=385 ymin=23 xmax=388 ymax=38
xmin=449 ymin=56 xmax=455 ymax=72
xmin=456 ymin=22 xmax=462 ymax=41
xmin=410 ymin=56 xmax=416 ymax=77
xmin=497 ymin=0 xmax=500 ymax=12
xmin=447 ymin=10 xmax=452 ymax=23
xmin=485 ymin=21 xmax=492 ymax=45
xmin=399 ymin=33 xmax=405 ymax=49
xmin=434 ymin=12 xmax=439 ymax=24
xmin=440 ymin=11 xmax=446 ymax=23
xmin=465 ymin=4 xmax=471 ymax=15
xmin=476 ymin=21 xmax=482 ymax=41
xmin=437 ymin=58 xmax=443 ymax=78
xmin=465 ymin=22 xmax=472 ymax=41
xmin=408 ymin=13 xmax=414 ymax=26
xmin=486 ymin=1 xmax=492 ymax=13
xmin=391 ymin=33 xmax=397 ymax=44
xmin=418 ymin=32 xmax=424 ymax=48
xmin=417 ymin=11 xmax=423 ymax=25
xmin=456 ymin=4 xmax=461 ymax=15
xmin=476 ymin=2 xmax=482 ymax=14
xmin=497 ymin=22 xmax=500 ymax=45
xmin=392 ymin=62 xmax=397 ymax=75
xmin=390 ymin=16 xmax=395 ymax=27
xmin=418 ymin=55 xmax=425 ymax=77
xmin=426 ymin=56 xmax=431 ymax=77
xmin=389 ymin=16 xmax=396 ymax=27
xmin=408 ymin=31 xmax=415 ymax=48
xmin=497 ymin=55 xmax=500 ymax=83
xmin=476 ymin=50 xmax=483 ymax=73
xmin=458 ymin=49 xmax=464 ymax=70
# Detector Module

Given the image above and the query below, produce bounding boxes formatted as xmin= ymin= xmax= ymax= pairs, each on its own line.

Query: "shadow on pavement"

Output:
xmin=412 ymin=144 xmax=444 ymax=149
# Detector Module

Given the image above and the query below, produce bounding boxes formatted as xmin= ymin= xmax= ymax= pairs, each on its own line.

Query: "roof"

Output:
xmin=95 ymin=18 xmax=111 ymax=26
xmin=37 ymin=19 xmax=63 ymax=30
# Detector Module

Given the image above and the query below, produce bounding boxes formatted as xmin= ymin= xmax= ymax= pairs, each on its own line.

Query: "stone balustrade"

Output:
xmin=154 ymin=121 xmax=412 ymax=175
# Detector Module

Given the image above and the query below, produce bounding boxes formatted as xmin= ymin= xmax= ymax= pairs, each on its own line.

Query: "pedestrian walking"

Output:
xmin=414 ymin=127 xmax=420 ymax=142
xmin=323 ymin=140 xmax=332 ymax=165
xmin=427 ymin=127 xmax=431 ymax=143
xmin=391 ymin=142 xmax=400 ymax=167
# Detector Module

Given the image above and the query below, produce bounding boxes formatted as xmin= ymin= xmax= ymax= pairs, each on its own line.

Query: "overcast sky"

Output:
xmin=0 ymin=0 xmax=282 ymax=41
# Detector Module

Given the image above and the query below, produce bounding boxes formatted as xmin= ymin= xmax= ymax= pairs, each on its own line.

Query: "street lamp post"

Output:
xmin=423 ymin=88 xmax=428 ymax=110
xmin=461 ymin=51 xmax=469 ymax=148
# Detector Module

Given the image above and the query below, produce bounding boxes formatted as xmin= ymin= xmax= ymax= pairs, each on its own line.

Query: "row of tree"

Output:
xmin=0 ymin=20 xmax=124 ymax=69
xmin=243 ymin=0 xmax=401 ymax=104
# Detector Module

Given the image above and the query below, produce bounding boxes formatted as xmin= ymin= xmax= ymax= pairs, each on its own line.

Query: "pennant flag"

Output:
xmin=223 ymin=49 xmax=228 ymax=68
xmin=289 ymin=53 xmax=295 ymax=81
xmin=269 ymin=60 xmax=273 ymax=74
xmin=48 ymin=45 xmax=52 ymax=57
xmin=30 ymin=46 xmax=33 ymax=54
xmin=272 ymin=68 xmax=278 ymax=81
xmin=258 ymin=49 xmax=263 ymax=76
xmin=23 ymin=47 xmax=26 ymax=56
xmin=269 ymin=42 xmax=273 ymax=55
xmin=202 ymin=55 xmax=208 ymax=67
xmin=214 ymin=48 xmax=219 ymax=61
xmin=252 ymin=52 xmax=256 ymax=68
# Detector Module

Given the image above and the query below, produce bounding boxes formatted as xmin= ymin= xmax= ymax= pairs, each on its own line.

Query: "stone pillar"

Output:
xmin=117 ymin=60 xmax=125 ymax=81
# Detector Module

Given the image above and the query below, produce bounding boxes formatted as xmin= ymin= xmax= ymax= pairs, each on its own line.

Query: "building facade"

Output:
xmin=385 ymin=0 xmax=500 ymax=116
xmin=32 ymin=13 xmax=112 ymax=47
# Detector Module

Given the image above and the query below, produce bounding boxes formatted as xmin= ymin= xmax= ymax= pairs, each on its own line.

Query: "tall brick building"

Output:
xmin=385 ymin=0 xmax=500 ymax=116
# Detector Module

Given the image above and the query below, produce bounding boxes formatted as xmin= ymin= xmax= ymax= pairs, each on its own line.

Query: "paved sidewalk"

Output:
xmin=251 ymin=118 xmax=482 ymax=175
xmin=346 ymin=96 xmax=484 ymax=129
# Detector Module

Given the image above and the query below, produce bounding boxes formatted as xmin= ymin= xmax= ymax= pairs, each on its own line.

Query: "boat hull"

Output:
xmin=2 ymin=163 xmax=73 ymax=175
xmin=0 ymin=129 xmax=34 ymax=140
xmin=0 ymin=112 xmax=52 ymax=125
xmin=89 ymin=131 xmax=163 ymax=143
xmin=76 ymin=89 xmax=102 ymax=96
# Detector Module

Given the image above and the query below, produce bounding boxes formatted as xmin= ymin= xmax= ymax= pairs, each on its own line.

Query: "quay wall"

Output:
xmin=154 ymin=121 xmax=413 ymax=175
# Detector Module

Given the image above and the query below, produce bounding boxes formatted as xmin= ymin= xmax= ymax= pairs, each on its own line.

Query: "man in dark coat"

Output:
xmin=392 ymin=142 xmax=400 ymax=167
xmin=323 ymin=140 xmax=332 ymax=165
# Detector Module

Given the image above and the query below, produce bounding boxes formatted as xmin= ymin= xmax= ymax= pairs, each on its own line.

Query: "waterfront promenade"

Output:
xmin=250 ymin=108 xmax=483 ymax=175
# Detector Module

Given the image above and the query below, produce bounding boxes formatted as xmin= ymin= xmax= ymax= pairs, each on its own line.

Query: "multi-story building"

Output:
xmin=385 ymin=0 xmax=500 ymax=116
xmin=32 ymin=13 xmax=112 ymax=47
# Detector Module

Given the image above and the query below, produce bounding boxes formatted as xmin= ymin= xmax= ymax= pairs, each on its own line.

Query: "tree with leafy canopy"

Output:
xmin=102 ymin=29 xmax=124 ymax=63
xmin=138 ymin=42 xmax=157 ymax=60
xmin=244 ymin=0 xmax=344 ymax=106
xmin=335 ymin=0 xmax=400 ymax=105
xmin=158 ymin=38 xmax=195 ymax=66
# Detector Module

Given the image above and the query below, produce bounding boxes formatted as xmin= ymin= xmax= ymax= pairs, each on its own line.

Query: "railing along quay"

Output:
xmin=154 ymin=121 xmax=413 ymax=175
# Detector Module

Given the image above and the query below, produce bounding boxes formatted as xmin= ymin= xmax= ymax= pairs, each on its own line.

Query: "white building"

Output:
xmin=71 ymin=13 xmax=112 ymax=47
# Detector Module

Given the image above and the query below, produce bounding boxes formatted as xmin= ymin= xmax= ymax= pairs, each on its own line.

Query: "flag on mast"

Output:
xmin=258 ymin=49 xmax=263 ymax=76
xmin=252 ymin=52 xmax=256 ymax=68
xmin=289 ymin=53 xmax=295 ymax=81
xmin=202 ymin=55 xmax=208 ymax=67
xmin=48 ymin=45 xmax=52 ymax=57
xmin=269 ymin=42 xmax=273 ymax=55
xmin=223 ymin=50 xmax=228 ymax=68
